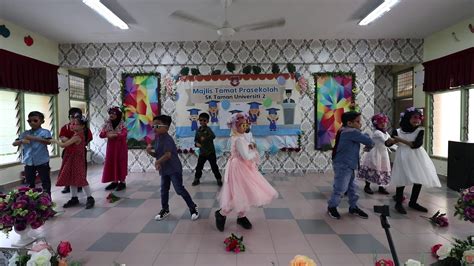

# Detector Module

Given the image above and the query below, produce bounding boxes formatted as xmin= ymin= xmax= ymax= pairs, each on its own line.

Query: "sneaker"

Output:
xmin=408 ymin=202 xmax=428 ymax=212
xmin=191 ymin=179 xmax=200 ymax=186
xmin=395 ymin=203 xmax=407 ymax=214
xmin=216 ymin=179 xmax=223 ymax=187
xmin=215 ymin=209 xmax=226 ymax=232
xmin=85 ymin=196 xmax=95 ymax=209
xmin=61 ymin=187 xmax=70 ymax=194
xmin=364 ymin=186 xmax=374 ymax=194
xmin=190 ymin=206 xmax=200 ymax=221
xmin=327 ymin=207 xmax=341 ymax=219
xmin=378 ymin=187 xmax=390 ymax=195
xmin=237 ymin=216 xmax=252 ymax=229
xmin=155 ymin=209 xmax=170 ymax=220
xmin=63 ymin=197 xmax=79 ymax=208
xmin=105 ymin=182 xmax=118 ymax=191
xmin=349 ymin=207 xmax=369 ymax=219
xmin=115 ymin=182 xmax=126 ymax=191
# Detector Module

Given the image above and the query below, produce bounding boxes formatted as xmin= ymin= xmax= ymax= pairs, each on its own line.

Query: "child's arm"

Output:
xmin=236 ymin=137 xmax=256 ymax=161
xmin=393 ymin=130 xmax=424 ymax=149
xmin=348 ymin=130 xmax=374 ymax=148
xmin=12 ymin=139 xmax=26 ymax=146
xmin=194 ymin=130 xmax=201 ymax=147
xmin=208 ymin=128 xmax=216 ymax=140
xmin=54 ymin=135 xmax=81 ymax=148
xmin=146 ymin=144 xmax=156 ymax=157
xmin=155 ymin=151 xmax=171 ymax=171
xmin=23 ymin=134 xmax=52 ymax=145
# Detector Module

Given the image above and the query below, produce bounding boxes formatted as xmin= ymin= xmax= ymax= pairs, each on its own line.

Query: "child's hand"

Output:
xmin=50 ymin=139 xmax=59 ymax=144
xmin=155 ymin=161 xmax=161 ymax=171
xmin=24 ymin=135 xmax=33 ymax=140
xmin=107 ymin=132 xmax=117 ymax=138
xmin=195 ymin=143 xmax=202 ymax=148
xmin=363 ymin=146 xmax=371 ymax=152
xmin=200 ymin=136 xmax=205 ymax=142
xmin=22 ymin=139 xmax=31 ymax=144
xmin=146 ymin=144 xmax=153 ymax=154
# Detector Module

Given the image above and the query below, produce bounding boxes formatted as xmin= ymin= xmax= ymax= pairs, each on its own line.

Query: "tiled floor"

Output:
xmin=1 ymin=165 xmax=471 ymax=266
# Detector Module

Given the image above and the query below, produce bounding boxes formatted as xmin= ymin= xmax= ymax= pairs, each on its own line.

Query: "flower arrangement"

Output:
xmin=431 ymin=236 xmax=474 ymax=265
xmin=0 ymin=187 xmax=55 ymax=235
xmin=289 ymin=255 xmax=317 ymax=266
xmin=454 ymin=186 xmax=474 ymax=223
xmin=224 ymin=233 xmax=245 ymax=253
xmin=421 ymin=210 xmax=449 ymax=227
xmin=8 ymin=240 xmax=80 ymax=266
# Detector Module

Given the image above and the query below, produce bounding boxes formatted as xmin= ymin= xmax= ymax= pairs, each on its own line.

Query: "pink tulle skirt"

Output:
xmin=218 ymin=156 xmax=278 ymax=214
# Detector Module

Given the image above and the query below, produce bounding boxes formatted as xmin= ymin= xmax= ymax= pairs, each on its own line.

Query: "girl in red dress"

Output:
xmin=100 ymin=107 xmax=128 ymax=191
xmin=55 ymin=116 xmax=95 ymax=209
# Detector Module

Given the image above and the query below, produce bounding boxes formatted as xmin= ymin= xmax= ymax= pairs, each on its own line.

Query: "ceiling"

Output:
xmin=1 ymin=0 xmax=473 ymax=44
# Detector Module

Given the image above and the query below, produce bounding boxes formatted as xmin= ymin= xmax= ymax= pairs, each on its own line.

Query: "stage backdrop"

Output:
xmin=314 ymin=72 xmax=355 ymax=151
xmin=175 ymin=74 xmax=302 ymax=155
xmin=122 ymin=73 xmax=161 ymax=148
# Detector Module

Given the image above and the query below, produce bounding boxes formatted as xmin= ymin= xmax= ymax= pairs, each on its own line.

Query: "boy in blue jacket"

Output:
xmin=327 ymin=111 xmax=374 ymax=219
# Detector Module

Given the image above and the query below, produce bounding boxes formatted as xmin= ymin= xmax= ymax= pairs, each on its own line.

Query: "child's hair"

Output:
xmin=341 ymin=111 xmax=361 ymax=126
xmin=28 ymin=111 xmax=45 ymax=121
xmin=199 ymin=113 xmax=210 ymax=121
xmin=399 ymin=107 xmax=423 ymax=132
xmin=371 ymin=113 xmax=389 ymax=132
xmin=68 ymin=107 xmax=82 ymax=117
xmin=153 ymin=115 xmax=172 ymax=126
xmin=75 ymin=116 xmax=89 ymax=143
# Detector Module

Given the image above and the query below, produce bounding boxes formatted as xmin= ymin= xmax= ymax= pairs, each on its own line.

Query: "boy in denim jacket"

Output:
xmin=327 ymin=111 xmax=374 ymax=220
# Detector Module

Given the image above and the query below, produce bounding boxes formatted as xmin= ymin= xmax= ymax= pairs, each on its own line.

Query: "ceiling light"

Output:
xmin=82 ymin=0 xmax=129 ymax=30
xmin=358 ymin=0 xmax=400 ymax=26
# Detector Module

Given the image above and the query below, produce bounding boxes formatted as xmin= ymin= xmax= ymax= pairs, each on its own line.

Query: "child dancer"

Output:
xmin=146 ymin=115 xmax=199 ymax=221
xmin=358 ymin=113 xmax=397 ymax=195
xmin=391 ymin=107 xmax=441 ymax=214
xmin=215 ymin=113 xmax=278 ymax=232
xmin=12 ymin=111 xmax=52 ymax=195
xmin=192 ymin=112 xmax=223 ymax=186
xmin=100 ymin=107 xmax=128 ymax=191
xmin=327 ymin=111 xmax=374 ymax=220
xmin=54 ymin=116 xmax=95 ymax=209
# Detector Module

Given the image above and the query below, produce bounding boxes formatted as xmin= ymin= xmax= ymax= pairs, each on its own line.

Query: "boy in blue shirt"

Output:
xmin=12 ymin=111 xmax=53 ymax=195
xmin=327 ymin=111 xmax=374 ymax=220
xmin=146 ymin=115 xmax=199 ymax=221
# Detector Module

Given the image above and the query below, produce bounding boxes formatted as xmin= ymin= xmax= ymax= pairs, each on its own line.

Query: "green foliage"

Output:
xmin=242 ymin=65 xmax=252 ymax=74
xmin=286 ymin=63 xmax=296 ymax=73
xmin=271 ymin=63 xmax=280 ymax=74
xmin=226 ymin=62 xmax=236 ymax=73
xmin=252 ymin=66 xmax=262 ymax=74
xmin=180 ymin=67 xmax=190 ymax=76
xmin=190 ymin=68 xmax=201 ymax=76
xmin=211 ymin=69 xmax=222 ymax=75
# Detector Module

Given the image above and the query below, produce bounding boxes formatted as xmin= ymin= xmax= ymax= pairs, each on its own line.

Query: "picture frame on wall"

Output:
xmin=121 ymin=72 xmax=161 ymax=149
xmin=314 ymin=72 xmax=355 ymax=151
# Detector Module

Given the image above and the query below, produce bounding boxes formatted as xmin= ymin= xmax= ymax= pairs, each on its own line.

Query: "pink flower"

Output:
xmin=464 ymin=207 xmax=474 ymax=222
xmin=12 ymin=200 xmax=27 ymax=209
xmin=18 ymin=187 xmax=31 ymax=193
xmin=30 ymin=219 xmax=44 ymax=229
xmin=14 ymin=221 xmax=27 ymax=231
xmin=25 ymin=211 xmax=38 ymax=224
xmin=38 ymin=195 xmax=52 ymax=206
xmin=31 ymin=240 xmax=50 ymax=252
xmin=57 ymin=241 xmax=72 ymax=258
xmin=375 ymin=259 xmax=395 ymax=266
xmin=1 ymin=215 xmax=14 ymax=227
xmin=431 ymin=244 xmax=442 ymax=258
xmin=234 ymin=247 xmax=240 ymax=253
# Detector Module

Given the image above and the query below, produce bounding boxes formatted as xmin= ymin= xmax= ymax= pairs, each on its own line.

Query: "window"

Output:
xmin=0 ymin=90 xmax=57 ymax=166
xmin=69 ymin=74 xmax=88 ymax=116
xmin=393 ymin=69 xmax=414 ymax=126
xmin=431 ymin=91 xmax=461 ymax=157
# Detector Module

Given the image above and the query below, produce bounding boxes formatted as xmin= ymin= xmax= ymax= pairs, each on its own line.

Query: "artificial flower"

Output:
xmin=57 ymin=241 xmax=72 ymax=258
xmin=431 ymin=244 xmax=442 ymax=258
xmin=375 ymin=258 xmax=395 ymax=266
xmin=463 ymin=249 xmax=474 ymax=265
xmin=30 ymin=240 xmax=50 ymax=253
xmin=422 ymin=211 xmax=449 ymax=227
xmin=224 ymin=233 xmax=245 ymax=253
xmin=26 ymin=248 xmax=52 ymax=266
xmin=454 ymin=186 xmax=474 ymax=223
xmin=404 ymin=259 xmax=422 ymax=266
xmin=436 ymin=244 xmax=453 ymax=260
xmin=289 ymin=255 xmax=317 ymax=266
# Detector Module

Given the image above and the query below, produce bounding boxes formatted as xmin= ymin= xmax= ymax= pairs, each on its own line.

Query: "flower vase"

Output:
xmin=12 ymin=225 xmax=36 ymax=247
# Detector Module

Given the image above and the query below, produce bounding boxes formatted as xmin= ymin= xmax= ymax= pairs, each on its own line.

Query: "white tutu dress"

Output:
xmin=358 ymin=130 xmax=392 ymax=185
xmin=391 ymin=127 xmax=441 ymax=188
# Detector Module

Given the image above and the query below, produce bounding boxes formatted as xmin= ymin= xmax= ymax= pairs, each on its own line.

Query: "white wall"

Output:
xmin=417 ymin=16 xmax=474 ymax=176
xmin=0 ymin=19 xmax=64 ymax=189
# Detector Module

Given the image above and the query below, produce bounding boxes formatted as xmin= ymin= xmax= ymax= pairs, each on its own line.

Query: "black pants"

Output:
xmin=25 ymin=163 xmax=51 ymax=195
xmin=395 ymin=183 xmax=422 ymax=204
xmin=195 ymin=153 xmax=222 ymax=181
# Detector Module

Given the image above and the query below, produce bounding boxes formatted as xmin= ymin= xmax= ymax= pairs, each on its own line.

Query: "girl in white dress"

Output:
xmin=358 ymin=114 xmax=397 ymax=195
xmin=391 ymin=107 xmax=441 ymax=214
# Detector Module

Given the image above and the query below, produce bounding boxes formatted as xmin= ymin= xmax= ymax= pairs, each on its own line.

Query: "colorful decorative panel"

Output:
xmin=122 ymin=73 xmax=161 ymax=148
xmin=314 ymin=72 xmax=355 ymax=151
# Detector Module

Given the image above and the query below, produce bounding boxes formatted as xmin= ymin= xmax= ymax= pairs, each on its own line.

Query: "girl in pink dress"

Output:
xmin=55 ymin=116 xmax=95 ymax=209
xmin=100 ymin=107 xmax=128 ymax=191
xmin=215 ymin=113 xmax=278 ymax=232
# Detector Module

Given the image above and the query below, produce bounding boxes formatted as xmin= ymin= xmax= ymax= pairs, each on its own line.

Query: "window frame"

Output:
xmin=392 ymin=68 xmax=414 ymax=129
xmin=0 ymin=89 xmax=58 ymax=168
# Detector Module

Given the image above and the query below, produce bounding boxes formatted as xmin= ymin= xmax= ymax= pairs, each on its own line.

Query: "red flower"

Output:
xmin=375 ymin=259 xmax=395 ymax=266
xmin=57 ymin=241 xmax=72 ymax=258
xmin=281 ymin=147 xmax=287 ymax=152
xmin=431 ymin=244 xmax=442 ymax=258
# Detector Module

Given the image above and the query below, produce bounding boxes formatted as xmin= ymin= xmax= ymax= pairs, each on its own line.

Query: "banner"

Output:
xmin=174 ymin=74 xmax=302 ymax=152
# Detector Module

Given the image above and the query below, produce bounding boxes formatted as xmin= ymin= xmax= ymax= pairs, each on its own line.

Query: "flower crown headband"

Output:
xmin=108 ymin=106 xmax=122 ymax=115
xmin=371 ymin=113 xmax=389 ymax=127
xmin=400 ymin=107 xmax=424 ymax=121
xmin=226 ymin=113 xmax=249 ymax=130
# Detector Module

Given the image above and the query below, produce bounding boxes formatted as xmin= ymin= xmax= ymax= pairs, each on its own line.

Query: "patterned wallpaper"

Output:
xmin=374 ymin=65 xmax=394 ymax=128
xmin=59 ymin=39 xmax=423 ymax=173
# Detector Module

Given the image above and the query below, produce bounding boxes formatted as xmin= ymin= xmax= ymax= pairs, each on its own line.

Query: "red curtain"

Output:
xmin=0 ymin=49 xmax=59 ymax=94
xmin=423 ymin=47 xmax=474 ymax=92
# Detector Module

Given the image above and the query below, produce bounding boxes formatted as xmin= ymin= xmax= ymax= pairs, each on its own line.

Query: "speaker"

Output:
xmin=447 ymin=141 xmax=474 ymax=191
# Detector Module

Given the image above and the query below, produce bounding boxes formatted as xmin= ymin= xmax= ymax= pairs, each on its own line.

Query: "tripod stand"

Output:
xmin=374 ymin=205 xmax=400 ymax=266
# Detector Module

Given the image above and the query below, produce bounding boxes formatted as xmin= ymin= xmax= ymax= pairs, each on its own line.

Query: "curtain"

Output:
xmin=423 ymin=47 xmax=474 ymax=92
xmin=0 ymin=49 xmax=59 ymax=94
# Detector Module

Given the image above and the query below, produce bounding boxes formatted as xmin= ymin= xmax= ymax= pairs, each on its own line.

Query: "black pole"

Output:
xmin=380 ymin=214 xmax=400 ymax=266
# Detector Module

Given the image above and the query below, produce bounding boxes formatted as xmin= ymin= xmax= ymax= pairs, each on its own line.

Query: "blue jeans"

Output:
xmin=161 ymin=173 xmax=196 ymax=211
xmin=327 ymin=163 xmax=359 ymax=209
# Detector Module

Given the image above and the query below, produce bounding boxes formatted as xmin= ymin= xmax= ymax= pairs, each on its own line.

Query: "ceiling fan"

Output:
xmin=170 ymin=0 xmax=285 ymax=39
